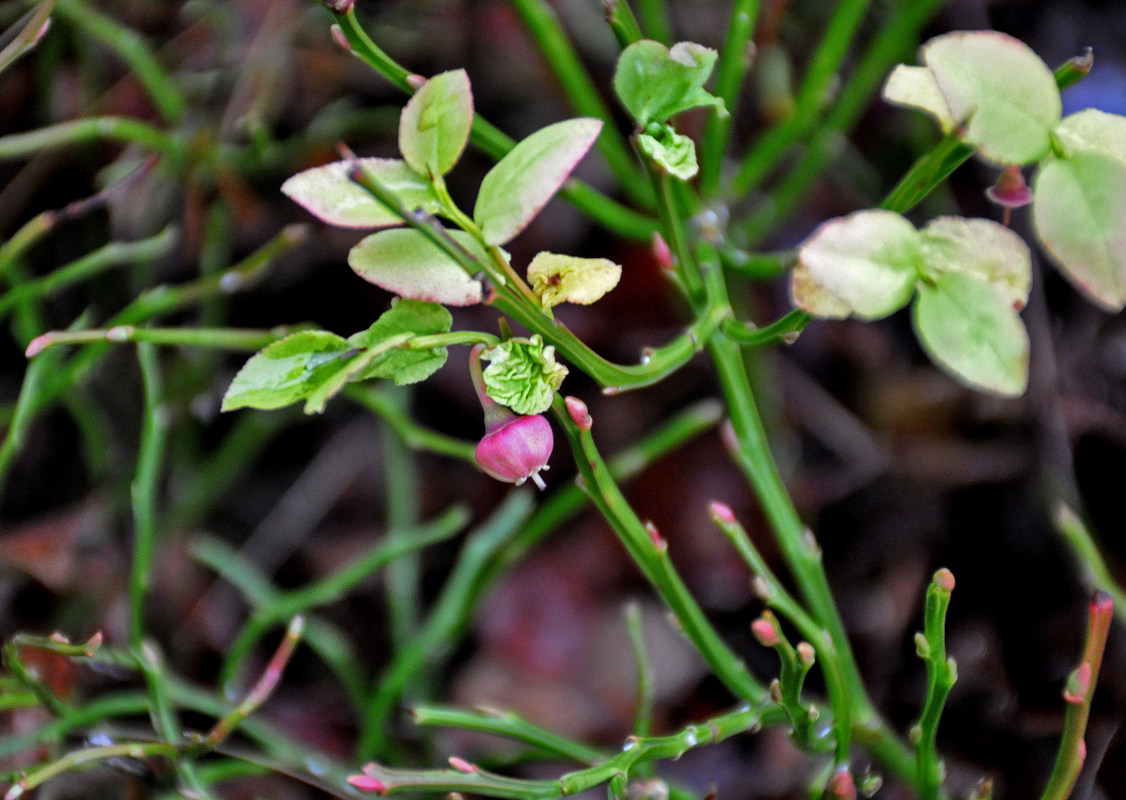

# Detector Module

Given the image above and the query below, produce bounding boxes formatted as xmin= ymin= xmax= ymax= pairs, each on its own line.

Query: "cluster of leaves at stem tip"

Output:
xmin=793 ymin=31 xmax=1126 ymax=398
xmin=222 ymin=67 xmax=624 ymax=419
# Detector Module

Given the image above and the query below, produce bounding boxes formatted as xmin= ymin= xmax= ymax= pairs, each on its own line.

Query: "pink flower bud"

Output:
xmin=985 ymin=165 xmax=1032 ymax=209
xmin=474 ymin=414 xmax=553 ymax=490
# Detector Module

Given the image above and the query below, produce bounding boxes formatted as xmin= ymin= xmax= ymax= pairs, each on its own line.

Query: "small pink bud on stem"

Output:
xmin=448 ymin=757 xmax=477 ymax=773
xmin=985 ymin=165 xmax=1032 ymax=210
xmin=406 ymin=74 xmax=427 ymax=90
xmin=708 ymin=500 xmax=736 ymax=525
xmin=826 ymin=766 xmax=857 ymax=800
xmin=751 ymin=615 xmax=780 ymax=647
xmin=330 ymin=24 xmax=350 ymax=51
xmin=651 ymin=233 xmax=674 ymax=270
xmin=564 ymin=396 xmax=592 ymax=430
xmin=348 ymin=764 xmax=388 ymax=794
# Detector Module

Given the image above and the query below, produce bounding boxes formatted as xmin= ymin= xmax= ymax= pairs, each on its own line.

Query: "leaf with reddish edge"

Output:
xmin=399 ymin=69 xmax=473 ymax=177
xmin=474 ymin=118 xmax=602 ymax=245
xmin=281 ymin=158 xmax=441 ymax=229
xmin=919 ymin=216 xmax=1031 ymax=309
xmin=795 ymin=209 xmax=921 ymax=320
xmin=911 ymin=271 xmax=1029 ymax=397
xmin=1033 ymin=149 xmax=1126 ymax=311
xmin=883 ymin=31 xmax=1061 ymax=165
xmin=349 ymin=228 xmax=486 ymax=306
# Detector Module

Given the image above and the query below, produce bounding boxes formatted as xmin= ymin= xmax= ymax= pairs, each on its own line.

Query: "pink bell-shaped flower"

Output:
xmin=474 ymin=413 xmax=553 ymax=489
xmin=469 ymin=344 xmax=553 ymax=489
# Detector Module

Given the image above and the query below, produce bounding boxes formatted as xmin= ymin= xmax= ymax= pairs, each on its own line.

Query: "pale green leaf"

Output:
xmin=1033 ymin=150 xmax=1126 ymax=311
xmin=1054 ymin=108 xmax=1126 ymax=164
xmin=347 ymin=299 xmax=452 ymax=385
xmin=919 ymin=216 xmax=1031 ymax=309
xmin=912 ymin=271 xmax=1029 ymax=397
xmin=527 ymin=252 xmax=622 ymax=308
xmin=281 ymin=158 xmax=441 ymax=229
xmin=399 ymin=69 xmax=474 ymax=177
xmin=222 ymin=331 xmax=351 ymax=412
xmin=349 ymin=228 xmax=486 ymax=306
xmin=481 ymin=335 xmax=568 ymax=416
xmin=613 ymin=40 xmax=726 ymax=126
xmin=789 ymin=262 xmax=850 ymax=319
xmin=796 ymin=210 xmax=921 ymax=320
xmin=636 ymin=125 xmax=698 ymax=180
xmin=882 ymin=64 xmax=955 ymax=131
xmin=887 ymin=31 xmax=1061 ymax=165
xmin=474 ymin=118 xmax=602 ymax=245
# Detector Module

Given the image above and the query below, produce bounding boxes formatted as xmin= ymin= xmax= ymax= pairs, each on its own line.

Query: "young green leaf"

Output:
xmin=526 ymin=252 xmax=622 ymax=308
xmin=912 ymin=271 xmax=1029 ymax=397
xmin=1033 ymin=150 xmax=1126 ymax=311
xmin=613 ymin=40 xmax=726 ymax=126
xmin=222 ymin=331 xmax=351 ymax=412
xmin=349 ymin=228 xmax=486 ymax=306
xmin=474 ymin=118 xmax=602 ymax=245
xmin=636 ymin=124 xmax=698 ymax=180
xmin=347 ymin=299 xmax=452 ymax=385
xmin=794 ymin=210 xmax=921 ymax=320
xmin=282 ymin=158 xmax=441 ymax=229
xmin=883 ymin=31 xmax=1061 ymax=165
xmin=399 ymin=69 xmax=474 ymax=178
xmin=789 ymin=262 xmax=850 ymax=319
xmin=919 ymin=216 xmax=1031 ymax=309
xmin=481 ymin=335 xmax=568 ymax=415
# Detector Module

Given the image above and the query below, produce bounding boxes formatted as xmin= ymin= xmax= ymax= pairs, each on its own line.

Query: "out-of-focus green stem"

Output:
xmin=345 ymin=385 xmax=476 ymax=463
xmin=506 ymin=0 xmax=651 ymax=207
xmin=359 ymin=493 xmax=534 ymax=760
xmin=411 ymin=705 xmax=605 ymax=765
xmin=604 ymin=0 xmax=643 ymax=49
xmin=741 ymin=0 xmax=946 ymax=242
xmin=699 ymin=0 xmax=760 ymax=197
xmin=382 ymin=385 xmax=422 ymax=654
xmin=129 ymin=343 xmax=165 ymax=651
xmin=1055 ymin=505 xmax=1126 ymax=623
xmin=731 ymin=0 xmax=871 ymax=197
xmin=52 ymin=0 xmax=185 ymax=122
xmin=0 ymin=1 xmax=55 ymax=76
xmin=634 ymin=0 xmax=670 ymax=44
xmin=25 ymin=324 xmax=300 ymax=357
xmin=0 ymin=116 xmax=179 ymax=160
xmin=624 ymin=602 xmax=655 ymax=740
xmin=721 ymin=309 xmax=811 ymax=347
xmin=0 ymin=227 xmax=178 ymax=318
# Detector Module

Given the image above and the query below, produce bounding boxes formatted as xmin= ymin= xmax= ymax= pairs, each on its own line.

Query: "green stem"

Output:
xmin=0 ymin=115 xmax=179 ymax=161
xmin=624 ymin=602 xmax=655 ymax=740
xmin=506 ymin=0 xmax=651 ymax=207
xmin=410 ymin=705 xmax=605 ymax=765
xmin=699 ymin=0 xmax=760 ymax=197
xmin=0 ymin=227 xmax=179 ymax=319
xmin=1054 ymin=505 xmax=1126 ymax=622
xmin=26 ymin=324 xmax=302 ymax=357
xmin=359 ymin=492 xmax=535 ymax=759
xmin=913 ymin=570 xmax=957 ymax=800
xmin=4 ymin=741 xmax=180 ymax=800
xmin=382 ymin=385 xmax=423 ymax=652
xmin=551 ymin=395 xmax=767 ymax=705
xmin=0 ymin=1 xmax=55 ymax=76
xmin=1040 ymin=593 xmax=1113 ymax=800
xmin=53 ymin=0 xmax=186 ymax=122
xmin=731 ymin=0 xmax=872 ymax=198
xmin=128 ymin=342 xmax=165 ymax=651
xmin=634 ymin=0 xmax=671 ymax=44
xmin=603 ymin=0 xmax=644 ymax=49
xmin=721 ymin=309 xmax=811 ymax=347
xmin=344 ymin=384 xmax=476 ymax=462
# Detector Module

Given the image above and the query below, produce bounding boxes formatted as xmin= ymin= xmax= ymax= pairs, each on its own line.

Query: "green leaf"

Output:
xmin=883 ymin=31 xmax=1061 ymax=165
xmin=919 ymin=216 xmax=1031 ymax=309
xmin=281 ymin=158 xmax=441 ymax=229
xmin=636 ymin=124 xmax=698 ymax=180
xmin=481 ymin=335 xmax=568 ymax=415
xmin=1054 ymin=108 xmax=1126 ymax=164
xmin=474 ymin=118 xmax=602 ymax=245
xmin=349 ymin=228 xmax=486 ymax=306
xmin=794 ymin=210 xmax=921 ymax=320
xmin=1033 ymin=149 xmax=1126 ymax=311
xmin=912 ymin=271 xmax=1029 ymax=397
xmin=613 ymin=40 xmax=726 ymax=126
xmin=222 ymin=331 xmax=351 ymax=412
xmin=789 ymin=262 xmax=850 ymax=319
xmin=527 ymin=252 xmax=622 ymax=308
xmin=347 ymin=299 xmax=452 ymax=385
xmin=399 ymin=69 xmax=474 ymax=178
